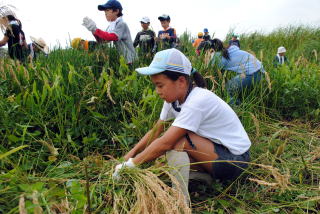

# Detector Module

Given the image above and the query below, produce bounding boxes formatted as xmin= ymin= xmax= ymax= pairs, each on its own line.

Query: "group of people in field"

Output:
xmin=0 ymin=13 xmax=49 ymax=63
xmin=78 ymin=0 xmax=257 ymax=205
xmin=0 ymin=0 xmax=289 ymax=206
xmin=79 ymin=3 xmax=179 ymax=65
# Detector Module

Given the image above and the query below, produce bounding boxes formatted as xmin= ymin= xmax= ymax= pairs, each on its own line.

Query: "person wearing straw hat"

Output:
xmin=27 ymin=36 xmax=49 ymax=60
xmin=133 ymin=16 xmax=156 ymax=58
xmin=82 ymin=0 xmax=136 ymax=64
xmin=112 ymin=48 xmax=251 ymax=204
xmin=0 ymin=15 xmax=26 ymax=62
xmin=273 ymin=46 xmax=288 ymax=67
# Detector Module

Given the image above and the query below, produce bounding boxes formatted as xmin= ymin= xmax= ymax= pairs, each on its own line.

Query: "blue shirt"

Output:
xmin=212 ymin=45 xmax=264 ymax=75
xmin=157 ymin=28 xmax=177 ymax=48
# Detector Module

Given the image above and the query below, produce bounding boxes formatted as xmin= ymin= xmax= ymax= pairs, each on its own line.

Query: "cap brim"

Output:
xmin=98 ymin=5 xmax=109 ymax=10
xmin=136 ymin=67 xmax=165 ymax=76
xmin=42 ymin=46 xmax=49 ymax=54
xmin=30 ymin=36 xmax=36 ymax=43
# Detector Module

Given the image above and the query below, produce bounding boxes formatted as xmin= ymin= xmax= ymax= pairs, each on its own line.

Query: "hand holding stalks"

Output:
xmin=112 ymin=158 xmax=136 ymax=180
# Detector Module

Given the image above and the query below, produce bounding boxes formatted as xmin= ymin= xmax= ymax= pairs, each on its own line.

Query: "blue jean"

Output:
xmin=226 ymin=70 xmax=263 ymax=105
xmin=211 ymin=143 xmax=250 ymax=181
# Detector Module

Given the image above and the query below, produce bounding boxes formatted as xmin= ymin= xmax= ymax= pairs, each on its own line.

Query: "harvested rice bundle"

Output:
xmin=103 ymin=162 xmax=191 ymax=214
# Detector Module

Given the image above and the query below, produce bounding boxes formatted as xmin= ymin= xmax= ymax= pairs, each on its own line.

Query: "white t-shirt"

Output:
xmin=160 ymin=87 xmax=251 ymax=155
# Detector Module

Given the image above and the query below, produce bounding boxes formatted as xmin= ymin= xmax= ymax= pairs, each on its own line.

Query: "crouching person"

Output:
xmin=113 ymin=48 xmax=251 ymax=204
xmin=27 ymin=36 xmax=49 ymax=61
xmin=71 ymin=37 xmax=98 ymax=52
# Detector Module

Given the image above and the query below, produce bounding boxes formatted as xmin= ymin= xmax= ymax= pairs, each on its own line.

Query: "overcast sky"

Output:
xmin=3 ymin=0 xmax=320 ymax=49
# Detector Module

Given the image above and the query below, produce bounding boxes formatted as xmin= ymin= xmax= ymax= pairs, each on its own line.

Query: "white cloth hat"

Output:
xmin=277 ymin=46 xmax=286 ymax=54
xmin=140 ymin=16 xmax=150 ymax=23
xmin=136 ymin=48 xmax=192 ymax=76
xmin=30 ymin=36 xmax=49 ymax=54
xmin=0 ymin=5 xmax=16 ymax=18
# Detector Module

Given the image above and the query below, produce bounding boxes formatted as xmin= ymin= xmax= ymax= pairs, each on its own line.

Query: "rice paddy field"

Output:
xmin=0 ymin=25 xmax=319 ymax=213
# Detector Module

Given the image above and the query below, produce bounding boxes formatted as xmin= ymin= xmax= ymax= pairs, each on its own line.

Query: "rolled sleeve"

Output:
xmin=172 ymin=105 xmax=203 ymax=132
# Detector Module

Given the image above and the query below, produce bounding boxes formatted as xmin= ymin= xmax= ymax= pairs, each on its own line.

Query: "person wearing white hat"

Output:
xmin=0 ymin=15 xmax=26 ymax=62
xmin=112 ymin=48 xmax=251 ymax=204
xmin=27 ymin=36 xmax=49 ymax=60
xmin=274 ymin=46 xmax=288 ymax=67
xmin=133 ymin=16 xmax=156 ymax=58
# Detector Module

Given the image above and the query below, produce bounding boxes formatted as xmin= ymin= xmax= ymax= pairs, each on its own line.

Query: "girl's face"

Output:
xmin=104 ymin=9 xmax=118 ymax=22
xmin=151 ymin=73 xmax=187 ymax=103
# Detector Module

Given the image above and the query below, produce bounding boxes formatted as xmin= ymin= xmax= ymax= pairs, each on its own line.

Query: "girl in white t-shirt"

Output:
xmin=113 ymin=48 xmax=251 ymax=202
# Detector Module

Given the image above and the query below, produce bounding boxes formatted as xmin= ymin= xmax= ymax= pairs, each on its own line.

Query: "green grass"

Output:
xmin=0 ymin=25 xmax=319 ymax=213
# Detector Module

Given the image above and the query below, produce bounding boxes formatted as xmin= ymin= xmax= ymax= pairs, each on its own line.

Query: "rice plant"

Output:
xmin=0 ymin=25 xmax=319 ymax=213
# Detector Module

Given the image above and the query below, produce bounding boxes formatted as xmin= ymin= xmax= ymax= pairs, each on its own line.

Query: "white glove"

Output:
xmin=112 ymin=158 xmax=136 ymax=180
xmin=82 ymin=17 xmax=97 ymax=32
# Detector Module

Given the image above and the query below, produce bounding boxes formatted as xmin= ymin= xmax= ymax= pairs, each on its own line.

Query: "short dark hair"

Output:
xmin=112 ymin=8 xmax=123 ymax=17
xmin=6 ymin=15 xmax=16 ymax=21
xmin=6 ymin=15 xmax=22 ymax=29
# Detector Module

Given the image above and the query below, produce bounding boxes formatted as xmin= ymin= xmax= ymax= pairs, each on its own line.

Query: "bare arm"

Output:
xmin=124 ymin=120 xmax=165 ymax=160
xmin=0 ymin=36 xmax=9 ymax=47
xmin=132 ymin=126 xmax=187 ymax=165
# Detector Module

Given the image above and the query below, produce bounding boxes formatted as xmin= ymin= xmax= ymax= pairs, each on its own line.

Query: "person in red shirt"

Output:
xmin=82 ymin=0 xmax=136 ymax=64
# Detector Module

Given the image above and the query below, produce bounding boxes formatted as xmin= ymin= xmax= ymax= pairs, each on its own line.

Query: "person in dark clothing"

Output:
xmin=133 ymin=16 xmax=155 ymax=57
xmin=0 ymin=15 xmax=26 ymax=62
xmin=196 ymin=33 xmax=212 ymax=55
xmin=228 ymin=34 xmax=240 ymax=48
xmin=203 ymin=28 xmax=211 ymax=41
xmin=153 ymin=14 xmax=177 ymax=52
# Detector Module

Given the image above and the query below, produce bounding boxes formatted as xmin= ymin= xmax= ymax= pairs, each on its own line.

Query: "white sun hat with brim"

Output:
xmin=0 ymin=4 xmax=16 ymax=18
xmin=0 ymin=5 xmax=16 ymax=32
xmin=30 ymin=36 xmax=49 ymax=54
xmin=277 ymin=46 xmax=286 ymax=54
xmin=136 ymin=48 xmax=192 ymax=76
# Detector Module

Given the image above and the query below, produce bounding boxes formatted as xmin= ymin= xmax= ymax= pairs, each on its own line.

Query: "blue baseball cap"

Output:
xmin=98 ymin=0 xmax=123 ymax=11
xmin=136 ymin=48 xmax=192 ymax=76
xmin=203 ymin=28 xmax=208 ymax=33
